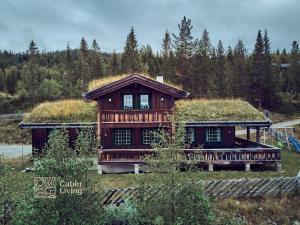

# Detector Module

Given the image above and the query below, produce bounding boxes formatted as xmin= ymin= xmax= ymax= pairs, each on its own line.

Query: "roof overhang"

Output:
xmin=19 ymin=122 xmax=97 ymax=129
xmin=183 ymin=120 xmax=272 ymax=127
xmin=83 ymin=74 xmax=189 ymax=100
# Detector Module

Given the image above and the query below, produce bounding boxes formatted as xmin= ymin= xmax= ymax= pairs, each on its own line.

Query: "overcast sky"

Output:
xmin=0 ymin=0 xmax=299 ymax=53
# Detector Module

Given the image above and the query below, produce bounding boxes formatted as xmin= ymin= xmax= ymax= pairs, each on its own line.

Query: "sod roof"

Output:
xmin=23 ymin=99 xmax=266 ymax=123
xmin=88 ymin=73 xmax=182 ymax=91
xmin=23 ymin=100 xmax=97 ymax=123
xmin=174 ymin=99 xmax=265 ymax=122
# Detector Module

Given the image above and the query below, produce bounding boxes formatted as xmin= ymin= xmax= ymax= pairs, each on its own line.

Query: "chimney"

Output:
xmin=156 ymin=75 xmax=164 ymax=83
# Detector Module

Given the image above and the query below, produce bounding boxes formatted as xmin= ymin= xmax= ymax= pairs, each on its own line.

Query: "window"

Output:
xmin=206 ymin=128 xmax=222 ymax=142
xmin=140 ymin=94 xmax=150 ymax=109
xmin=123 ymin=94 xmax=133 ymax=109
xmin=142 ymin=129 xmax=158 ymax=145
xmin=185 ymin=128 xmax=195 ymax=143
xmin=114 ymin=129 xmax=132 ymax=145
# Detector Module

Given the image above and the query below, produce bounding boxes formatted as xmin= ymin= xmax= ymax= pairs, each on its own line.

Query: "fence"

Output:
xmin=102 ymin=175 xmax=300 ymax=205
xmin=0 ymin=113 xmax=28 ymax=121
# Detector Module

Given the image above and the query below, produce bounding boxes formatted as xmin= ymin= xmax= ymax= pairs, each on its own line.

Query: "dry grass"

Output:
xmin=23 ymin=99 xmax=97 ymax=123
xmin=87 ymin=73 xmax=182 ymax=91
xmin=175 ymin=99 xmax=265 ymax=122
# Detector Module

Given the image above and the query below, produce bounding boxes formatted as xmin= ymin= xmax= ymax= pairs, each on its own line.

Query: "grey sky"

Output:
xmin=0 ymin=0 xmax=299 ymax=53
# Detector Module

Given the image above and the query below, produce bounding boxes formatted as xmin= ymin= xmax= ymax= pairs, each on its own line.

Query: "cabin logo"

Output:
xmin=34 ymin=177 xmax=56 ymax=199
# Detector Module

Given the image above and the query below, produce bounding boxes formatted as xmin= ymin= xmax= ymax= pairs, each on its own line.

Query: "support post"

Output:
xmin=97 ymin=165 xmax=102 ymax=175
xmin=208 ymin=163 xmax=214 ymax=172
xmin=246 ymin=127 xmax=250 ymax=141
xmin=134 ymin=164 xmax=139 ymax=174
xmin=256 ymin=127 xmax=260 ymax=143
xmin=276 ymin=162 xmax=282 ymax=171
xmin=97 ymin=101 xmax=102 ymax=148
xmin=245 ymin=163 xmax=251 ymax=171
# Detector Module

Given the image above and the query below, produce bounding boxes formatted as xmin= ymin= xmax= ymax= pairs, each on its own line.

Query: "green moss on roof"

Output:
xmin=88 ymin=73 xmax=182 ymax=91
xmin=23 ymin=100 xmax=97 ymax=123
xmin=174 ymin=99 xmax=265 ymax=122
xmin=23 ymin=99 xmax=265 ymax=123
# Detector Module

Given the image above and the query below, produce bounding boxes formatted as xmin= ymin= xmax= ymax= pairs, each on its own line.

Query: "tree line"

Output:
xmin=0 ymin=16 xmax=300 ymax=113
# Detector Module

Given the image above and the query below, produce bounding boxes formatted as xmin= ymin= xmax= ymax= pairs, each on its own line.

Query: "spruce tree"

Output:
xmin=172 ymin=16 xmax=193 ymax=76
xmin=90 ymin=38 xmax=105 ymax=79
xmin=80 ymin=37 xmax=89 ymax=59
xmin=0 ymin=68 xmax=5 ymax=92
xmin=251 ymin=30 xmax=264 ymax=108
xmin=288 ymin=41 xmax=300 ymax=93
xmin=5 ymin=66 xmax=18 ymax=95
xmin=161 ymin=31 xmax=175 ymax=82
xmin=216 ymin=40 xmax=226 ymax=97
xmin=121 ymin=26 xmax=141 ymax=73
xmin=110 ymin=50 xmax=120 ymax=75
xmin=233 ymin=39 xmax=248 ymax=98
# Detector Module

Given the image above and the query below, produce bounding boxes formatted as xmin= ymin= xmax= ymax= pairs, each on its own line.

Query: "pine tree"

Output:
xmin=288 ymin=41 xmax=300 ymax=93
xmin=233 ymin=39 xmax=248 ymax=98
xmin=191 ymin=29 xmax=213 ymax=97
xmin=90 ymin=38 xmax=105 ymax=79
xmin=110 ymin=51 xmax=120 ymax=75
xmin=172 ymin=16 xmax=194 ymax=76
xmin=121 ymin=26 xmax=141 ymax=73
xmin=215 ymin=40 xmax=226 ymax=97
xmin=28 ymin=40 xmax=39 ymax=56
xmin=80 ymin=37 xmax=89 ymax=60
xmin=0 ymin=68 xmax=5 ymax=92
xmin=5 ymin=66 xmax=18 ymax=95
xmin=251 ymin=30 xmax=264 ymax=108
xmin=161 ymin=31 xmax=175 ymax=82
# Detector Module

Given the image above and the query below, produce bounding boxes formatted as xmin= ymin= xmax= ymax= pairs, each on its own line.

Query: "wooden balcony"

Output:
xmin=100 ymin=110 xmax=172 ymax=123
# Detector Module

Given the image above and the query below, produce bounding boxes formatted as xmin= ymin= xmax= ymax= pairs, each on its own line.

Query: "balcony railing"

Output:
xmin=100 ymin=110 xmax=172 ymax=123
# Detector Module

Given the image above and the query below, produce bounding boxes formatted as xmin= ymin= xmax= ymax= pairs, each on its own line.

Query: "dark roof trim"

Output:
xmin=83 ymin=74 xmax=189 ymax=100
xmin=183 ymin=120 xmax=272 ymax=127
xmin=19 ymin=122 xmax=97 ymax=129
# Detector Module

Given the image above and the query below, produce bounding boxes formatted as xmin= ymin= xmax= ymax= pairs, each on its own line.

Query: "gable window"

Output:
xmin=185 ymin=127 xmax=195 ymax=144
xmin=123 ymin=94 xmax=133 ymax=109
xmin=114 ymin=129 xmax=132 ymax=145
xmin=206 ymin=127 xmax=222 ymax=142
xmin=140 ymin=94 xmax=150 ymax=109
xmin=142 ymin=129 xmax=158 ymax=145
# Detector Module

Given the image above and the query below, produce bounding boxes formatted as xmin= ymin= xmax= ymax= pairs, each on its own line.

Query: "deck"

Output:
xmin=98 ymin=137 xmax=281 ymax=171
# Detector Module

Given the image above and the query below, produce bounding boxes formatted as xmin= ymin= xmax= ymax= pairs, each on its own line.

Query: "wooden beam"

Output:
xmin=256 ymin=127 xmax=260 ymax=143
xmin=97 ymin=101 xmax=101 ymax=147
xmin=247 ymin=127 xmax=250 ymax=141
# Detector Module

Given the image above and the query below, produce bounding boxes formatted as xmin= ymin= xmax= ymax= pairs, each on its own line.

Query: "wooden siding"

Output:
xmin=100 ymin=126 xmax=235 ymax=149
xmin=32 ymin=128 xmax=95 ymax=154
xmin=98 ymin=83 xmax=175 ymax=111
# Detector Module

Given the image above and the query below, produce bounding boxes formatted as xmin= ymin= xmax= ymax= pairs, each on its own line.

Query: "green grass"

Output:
xmin=174 ymin=99 xmax=265 ymax=122
xmin=2 ymin=149 xmax=300 ymax=197
xmin=0 ymin=121 xmax=31 ymax=144
xmin=23 ymin=99 xmax=97 ymax=123
xmin=88 ymin=73 xmax=182 ymax=91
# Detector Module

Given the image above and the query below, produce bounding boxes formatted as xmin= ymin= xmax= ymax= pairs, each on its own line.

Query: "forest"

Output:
xmin=0 ymin=16 xmax=300 ymax=114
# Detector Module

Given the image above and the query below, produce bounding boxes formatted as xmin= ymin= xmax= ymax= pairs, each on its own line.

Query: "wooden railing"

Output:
xmin=99 ymin=148 xmax=281 ymax=163
xmin=100 ymin=110 xmax=172 ymax=123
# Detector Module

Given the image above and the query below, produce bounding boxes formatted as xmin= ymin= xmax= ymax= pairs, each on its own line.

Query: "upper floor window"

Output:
xmin=140 ymin=94 xmax=150 ymax=109
xmin=205 ymin=127 xmax=222 ymax=143
xmin=123 ymin=94 xmax=133 ymax=110
xmin=185 ymin=127 xmax=195 ymax=144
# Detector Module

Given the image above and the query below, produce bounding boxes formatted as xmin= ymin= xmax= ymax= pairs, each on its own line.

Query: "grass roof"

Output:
xmin=23 ymin=100 xmax=97 ymax=123
xmin=174 ymin=99 xmax=265 ymax=122
xmin=88 ymin=73 xmax=182 ymax=91
xmin=23 ymin=99 xmax=265 ymax=123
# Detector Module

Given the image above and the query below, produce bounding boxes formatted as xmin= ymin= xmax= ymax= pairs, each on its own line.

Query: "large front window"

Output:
xmin=142 ymin=129 xmax=158 ymax=145
xmin=206 ymin=127 xmax=222 ymax=142
xmin=114 ymin=129 xmax=132 ymax=145
xmin=140 ymin=94 xmax=150 ymax=109
xmin=123 ymin=94 xmax=133 ymax=109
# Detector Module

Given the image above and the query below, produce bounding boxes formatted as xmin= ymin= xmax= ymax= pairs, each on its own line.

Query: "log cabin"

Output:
xmin=20 ymin=74 xmax=281 ymax=173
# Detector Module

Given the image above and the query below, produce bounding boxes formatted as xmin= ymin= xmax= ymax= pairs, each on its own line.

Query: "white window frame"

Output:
xmin=140 ymin=94 xmax=150 ymax=109
xmin=123 ymin=94 xmax=133 ymax=109
xmin=206 ymin=127 xmax=222 ymax=143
